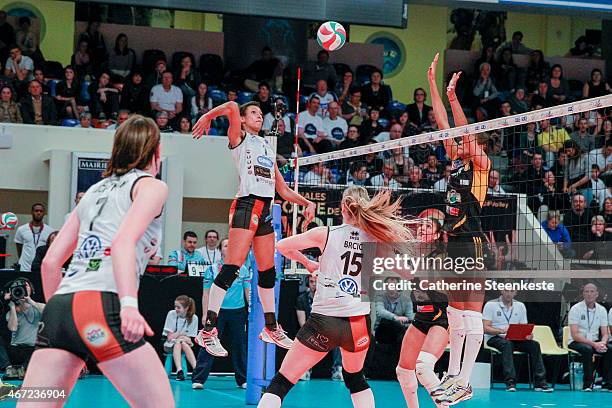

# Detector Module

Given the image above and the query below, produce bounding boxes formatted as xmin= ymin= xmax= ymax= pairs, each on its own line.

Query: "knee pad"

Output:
xmin=213 ymin=264 xmax=240 ymax=290
xmin=463 ymin=310 xmax=484 ymax=336
xmin=415 ymin=352 xmax=440 ymax=391
xmin=258 ymin=267 xmax=276 ymax=289
xmin=396 ymin=366 xmax=418 ymax=393
xmin=342 ymin=369 xmax=369 ymax=394
xmin=447 ymin=306 xmax=466 ymax=335
xmin=266 ymin=373 xmax=295 ymax=401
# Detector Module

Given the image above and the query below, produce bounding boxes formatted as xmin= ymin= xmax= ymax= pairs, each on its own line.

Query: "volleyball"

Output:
xmin=317 ymin=21 xmax=346 ymax=51
xmin=0 ymin=212 xmax=18 ymax=230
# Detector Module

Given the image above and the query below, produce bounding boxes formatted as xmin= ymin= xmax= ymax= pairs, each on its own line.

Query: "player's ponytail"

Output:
xmin=175 ymin=295 xmax=196 ymax=325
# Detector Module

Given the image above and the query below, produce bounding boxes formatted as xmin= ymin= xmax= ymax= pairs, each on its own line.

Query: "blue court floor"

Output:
xmin=1 ymin=376 xmax=611 ymax=407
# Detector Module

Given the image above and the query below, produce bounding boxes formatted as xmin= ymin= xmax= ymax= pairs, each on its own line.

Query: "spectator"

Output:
xmin=150 ymin=70 xmax=183 ymax=123
xmin=361 ymin=68 xmax=392 ymax=118
xmin=488 ymin=169 xmax=506 ymax=194
xmin=244 ymin=46 xmax=281 ymax=93
xmin=483 ymin=288 xmax=551 ymax=392
xmin=274 ymin=119 xmax=300 ymax=166
xmin=474 ymin=46 xmax=496 ymax=81
xmin=310 ymin=79 xmax=337 ymax=118
xmin=336 ymin=70 xmax=353 ymax=106
xmin=496 ymin=31 xmax=532 ymax=56
xmin=5 ymin=45 xmax=33 ymax=86
xmin=323 ymin=101 xmax=347 ymax=145
xmin=0 ymin=85 xmax=21 ymax=123
xmin=341 ymin=87 xmax=367 ymax=126
xmin=196 ymin=229 xmax=221 ymax=268
xmin=582 ymin=216 xmax=612 ymax=260
xmin=162 ymin=295 xmax=198 ymax=381
xmin=167 ymin=231 xmax=206 ymax=272
xmin=0 ymin=11 xmax=15 ymax=62
xmin=32 ymin=68 xmax=48 ymax=95
xmin=252 ymin=81 xmax=274 ymax=117
xmin=302 ymin=49 xmax=337 ymax=91
xmin=541 ymin=211 xmax=572 ymax=256
xmin=55 ymin=66 xmax=84 ymax=120
xmin=71 ymin=39 xmax=92 ymax=80
xmin=369 ymin=160 xmax=400 ymax=189
xmin=297 ymin=95 xmax=330 ymax=154
xmin=587 ymin=139 xmax=612 ymax=186
xmin=63 ymin=191 xmax=85 ymax=224
xmin=472 ymin=62 xmax=500 ymax=118
xmin=20 ymin=80 xmax=56 ymax=125
xmin=537 ymin=171 xmax=569 ymax=217
xmin=409 ymin=142 xmax=434 ymax=168
xmin=359 ymin=106 xmax=384 ymax=143
xmin=604 ymin=197 xmax=612 ymax=233
xmin=397 ymin=111 xmax=419 ymax=137
xmin=4 ymin=279 xmax=44 ymax=371
xmin=567 ymin=283 xmax=612 ymax=391
xmin=563 ymin=139 xmax=589 ymax=194
xmin=433 ymin=164 xmax=452 ymax=192
xmin=525 ymin=50 xmax=549 ymax=93
xmin=155 ymin=111 xmax=174 ymax=133
xmin=531 ymin=81 xmax=554 ymax=109
xmin=338 ymin=125 xmax=361 ymax=151
xmin=74 ymin=112 xmax=92 ymax=128
xmin=421 ymin=109 xmax=438 ymax=132
xmin=374 ymin=276 xmax=413 ymax=348
xmin=31 ymin=231 xmax=59 ymax=273
xmin=587 ymin=164 xmax=609 ymax=212
xmin=191 ymin=82 xmax=212 ymax=122
xmin=193 ymin=238 xmax=250 ymax=390
xmin=174 ymin=54 xmax=200 ymax=106
xmin=508 ymin=88 xmax=529 ymax=114
xmin=567 ymin=36 xmax=595 ymax=59
xmin=77 ymin=21 xmax=108 ymax=76
xmin=404 ymin=166 xmax=425 ymax=189
xmin=597 ymin=119 xmax=612 ymax=149
xmin=145 ymin=58 xmax=167 ymax=89
xmin=571 ymin=117 xmax=595 ymax=153
xmin=493 ymin=48 xmax=517 ymax=93
xmin=15 ymin=17 xmax=37 ymax=59
xmin=119 ymin=70 xmax=148 ymax=114
xmin=564 ymin=193 xmax=593 ymax=243
xmin=547 ymin=64 xmax=570 ymax=106
xmin=88 ymin=71 xmax=119 ymax=119
xmin=421 ymin=154 xmax=443 ymax=187
xmin=364 ymin=141 xmax=383 ymax=175
xmin=262 ymin=97 xmax=292 ymax=134
xmin=176 ymin=115 xmax=191 ymax=134
xmin=517 ymin=122 xmax=540 ymax=167
xmin=346 ymin=161 xmax=368 ymax=186
xmin=105 ymin=109 xmax=129 ymax=131
xmin=14 ymin=203 xmax=54 ymax=272
xmin=107 ymin=33 xmax=135 ymax=81
xmin=583 ymin=69 xmax=611 ymax=99
xmin=538 ymin=119 xmax=570 ymax=168
xmin=303 ymin=162 xmax=332 ymax=185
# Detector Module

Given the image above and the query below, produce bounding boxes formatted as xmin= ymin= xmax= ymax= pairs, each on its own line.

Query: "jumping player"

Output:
xmin=396 ymin=218 xmax=449 ymax=408
xmin=20 ymin=115 xmax=174 ymax=407
xmin=192 ymin=101 xmax=316 ymax=356
xmin=258 ymin=186 xmax=415 ymax=408
xmin=427 ymin=54 xmax=491 ymax=405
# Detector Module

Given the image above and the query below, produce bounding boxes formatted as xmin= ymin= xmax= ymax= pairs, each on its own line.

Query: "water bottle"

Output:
xmin=571 ymin=362 xmax=583 ymax=389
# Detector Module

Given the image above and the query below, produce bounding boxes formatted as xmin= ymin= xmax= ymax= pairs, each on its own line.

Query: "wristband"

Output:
xmin=120 ymin=296 xmax=138 ymax=309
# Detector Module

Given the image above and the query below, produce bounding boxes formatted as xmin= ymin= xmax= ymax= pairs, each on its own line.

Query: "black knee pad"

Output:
xmin=258 ymin=267 xmax=276 ymax=289
xmin=342 ymin=369 xmax=369 ymax=394
xmin=266 ymin=373 xmax=294 ymax=401
xmin=213 ymin=264 xmax=240 ymax=290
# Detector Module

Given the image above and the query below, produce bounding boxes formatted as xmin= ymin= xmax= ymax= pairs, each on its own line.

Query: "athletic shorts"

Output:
xmin=296 ymin=313 xmax=371 ymax=353
xmin=229 ymin=195 xmax=273 ymax=237
xmin=36 ymin=291 xmax=145 ymax=363
xmin=412 ymin=312 xmax=449 ymax=335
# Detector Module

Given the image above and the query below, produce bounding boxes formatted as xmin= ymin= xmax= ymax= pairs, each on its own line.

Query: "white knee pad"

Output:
xmin=415 ymin=352 xmax=440 ymax=391
xmin=396 ymin=366 xmax=418 ymax=393
xmin=463 ymin=310 xmax=484 ymax=336
xmin=447 ymin=306 xmax=466 ymax=334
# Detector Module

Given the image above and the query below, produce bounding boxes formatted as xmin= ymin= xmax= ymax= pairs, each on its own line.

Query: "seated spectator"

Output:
xmin=191 ymin=82 xmax=212 ymax=122
xmin=374 ymin=276 xmax=413 ymax=348
xmin=244 ymin=46 xmax=282 ymax=93
xmin=397 ymin=111 xmax=419 ymax=137
xmin=252 ymin=81 xmax=274 ymax=116
xmin=517 ymin=122 xmax=540 ymax=167
xmin=55 ymin=66 xmax=85 ymax=120
xmin=212 ymin=89 xmax=237 ymax=136
xmin=71 ymin=38 xmax=92 ymax=80
xmin=488 ymin=169 xmax=506 ymax=194
xmin=32 ymin=68 xmax=48 ymax=95
xmin=563 ymin=139 xmax=589 ymax=193
xmin=403 ymin=166 xmax=425 ymax=189
xmin=596 ymin=119 xmax=612 ymax=149
xmin=433 ymin=164 xmax=452 ymax=192
xmin=525 ymin=50 xmax=549 ymax=93
xmin=538 ymin=119 xmax=570 ymax=168
xmin=359 ymin=106 xmax=384 ymax=143
xmin=336 ymin=70 xmax=353 ymax=106
xmin=421 ymin=154 xmax=443 ymax=187
xmin=150 ymin=70 xmax=183 ymax=124
xmin=88 ymin=71 xmax=119 ymax=119
xmin=107 ymin=33 xmax=135 ymax=81
xmin=475 ymin=45 xmax=496 ymax=79
xmin=162 ymin=295 xmax=198 ymax=382
xmin=369 ymin=160 xmax=400 ymax=189
xmin=587 ymin=164 xmax=609 ymax=212
xmin=74 ymin=112 xmax=92 ymax=128
xmin=175 ymin=54 xmax=200 ymax=106
xmin=421 ymin=109 xmax=438 ymax=132
xmin=536 ymin=171 xmax=569 ymax=217
xmin=587 ymin=139 xmax=612 ymax=186
xmin=155 ymin=111 xmax=174 ymax=133
xmin=483 ymin=288 xmax=551 ymax=392
xmin=275 ymin=120 xmax=300 ymax=166
xmin=346 ymin=161 xmax=368 ymax=186
xmin=105 ymin=109 xmax=130 ymax=131
xmin=167 ymin=231 xmax=206 ymax=272
xmin=472 ymin=62 xmax=500 ymax=119
xmin=583 ymin=216 xmax=612 ymax=260
xmin=20 ymin=80 xmax=57 ymax=125
xmin=496 ymin=31 xmax=532 ymax=57
xmin=0 ymin=85 xmax=22 ymax=123
xmin=5 ymin=45 xmax=33 ymax=91
xmin=176 ymin=115 xmax=191 ymax=134
xmin=196 ymin=229 xmax=221 ymax=268
xmin=361 ymin=68 xmax=392 ymax=118
xmin=567 ymin=283 xmax=612 ymax=391
xmin=145 ymin=58 xmax=167 ymax=89
xmin=541 ymin=210 xmax=572 ymax=256
xmin=323 ymin=101 xmax=347 ymax=145
xmin=493 ymin=48 xmax=517 ymax=93
xmin=297 ymin=95 xmax=331 ymax=154
xmin=77 ymin=22 xmax=108 ymax=77
xmin=409 ymin=142 xmax=434 ymax=168
xmin=263 ymin=97 xmax=292 ymax=134
xmin=547 ymin=64 xmax=570 ymax=106
xmin=571 ymin=117 xmax=595 ymax=153
xmin=567 ymin=36 xmax=595 ymax=59
xmin=406 ymin=88 xmax=433 ymax=127
xmin=4 ymin=280 xmax=44 ymax=370
xmin=531 ymin=81 xmax=554 ymax=108
xmin=303 ymin=162 xmax=332 ymax=185
xmin=604 ymin=197 xmax=612 ymax=232
xmin=508 ymin=88 xmax=529 ymax=114
xmin=364 ymin=142 xmax=383 ymax=175
xmin=564 ymin=193 xmax=593 ymax=243
xmin=341 ymin=87 xmax=367 ymax=126
xmin=120 ymin=70 xmax=148 ymax=115
xmin=338 ymin=125 xmax=361 ymax=151
xmin=310 ymin=79 xmax=337 ymax=118
xmin=583 ymin=68 xmax=611 ymax=99
xmin=302 ymin=49 xmax=337 ymax=91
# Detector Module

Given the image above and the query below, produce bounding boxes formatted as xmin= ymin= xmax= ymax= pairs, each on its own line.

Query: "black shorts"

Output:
xmin=412 ymin=313 xmax=449 ymax=335
xmin=296 ymin=313 xmax=371 ymax=353
xmin=36 ymin=291 xmax=145 ymax=363
xmin=229 ymin=195 xmax=273 ymax=237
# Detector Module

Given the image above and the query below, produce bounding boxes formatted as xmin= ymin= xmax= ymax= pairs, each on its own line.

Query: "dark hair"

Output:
xmin=0 ymin=85 xmax=12 ymax=97
xmin=550 ymin=64 xmax=564 ymax=78
xmin=162 ymin=69 xmax=173 ymax=77
xmin=591 ymin=163 xmax=600 ymax=171
xmin=262 ymin=46 xmax=272 ymax=53
xmin=239 ymin=101 xmax=261 ymax=117
xmin=371 ymin=68 xmax=383 ymax=79
xmin=205 ymin=229 xmax=219 ymax=240
xmin=563 ymin=139 xmax=582 ymax=158
xmin=317 ymin=50 xmax=329 ymax=58
xmin=350 ymin=161 xmax=367 ymax=175
xmin=18 ymin=16 xmax=31 ymax=26
xmin=183 ymin=231 xmax=197 ymax=240
xmin=606 ymin=138 xmax=612 ymax=147
xmin=413 ymin=87 xmax=426 ymax=100
xmin=31 ymin=203 xmax=45 ymax=211
xmin=114 ymin=33 xmax=129 ymax=56
xmin=9 ymin=44 xmax=19 ymax=52
xmin=591 ymin=68 xmax=602 ymax=78
xmin=350 ymin=86 xmax=361 ymax=95
xmin=175 ymin=295 xmax=196 ymax=324
xmin=512 ymin=31 xmax=523 ymax=39
xmin=218 ymin=237 xmax=229 ymax=251
xmin=258 ymin=81 xmax=269 ymax=90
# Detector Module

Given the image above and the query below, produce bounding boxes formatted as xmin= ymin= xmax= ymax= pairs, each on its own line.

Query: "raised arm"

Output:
xmin=192 ymin=101 xmax=242 ymax=147
xmin=428 ymin=53 xmax=457 ymax=161
xmin=276 ymin=226 xmax=328 ymax=273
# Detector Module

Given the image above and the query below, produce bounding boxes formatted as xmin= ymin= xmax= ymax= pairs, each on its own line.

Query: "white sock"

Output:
xmin=258 ymin=393 xmax=282 ymax=408
xmin=446 ymin=306 xmax=465 ymax=377
xmin=258 ymin=286 xmax=276 ymax=314
xmin=207 ymin=284 xmax=227 ymax=318
xmin=350 ymin=389 xmax=375 ymax=408
xmin=416 ymin=352 xmax=444 ymax=407
xmin=458 ymin=310 xmax=483 ymax=385
xmin=396 ymin=366 xmax=419 ymax=408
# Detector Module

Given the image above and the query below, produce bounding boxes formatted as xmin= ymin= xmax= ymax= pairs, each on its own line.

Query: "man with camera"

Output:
xmin=4 ymin=278 xmax=44 ymax=373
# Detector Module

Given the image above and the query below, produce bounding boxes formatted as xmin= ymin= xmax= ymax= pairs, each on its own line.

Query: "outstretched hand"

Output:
xmin=447 ymin=71 xmax=462 ymax=100
xmin=192 ymin=114 xmax=212 ymax=140
xmin=302 ymin=202 xmax=316 ymax=232
xmin=428 ymin=53 xmax=439 ymax=83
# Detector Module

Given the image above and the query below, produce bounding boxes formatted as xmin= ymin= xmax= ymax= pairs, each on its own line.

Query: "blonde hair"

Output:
xmin=341 ymin=185 xmax=416 ymax=243
xmin=591 ymin=215 xmax=605 ymax=225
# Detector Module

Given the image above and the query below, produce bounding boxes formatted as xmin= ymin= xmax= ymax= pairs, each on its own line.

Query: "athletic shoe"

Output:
xmin=431 ymin=374 xmax=456 ymax=397
xmin=601 ymin=383 xmax=612 ymax=392
xmin=582 ymin=385 xmax=593 ymax=392
xmin=195 ymin=328 xmax=228 ymax=357
xmin=259 ymin=325 xmax=293 ymax=349
xmin=436 ymin=382 xmax=473 ymax=406
xmin=176 ymin=370 xmax=185 ymax=381
xmin=300 ymin=370 xmax=311 ymax=381
xmin=331 ymin=366 xmax=343 ymax=381
xmin=506 ymin=382 xmax=516 ymax=392
xmin=535 ymin=383 xmax=553 ymax=393
xmin=192 ymin=383 xmax=204 ymax=390
xmin=0 ymin=383 xmax=19 ymax=401
xmin=239 ymin=383 xmax=247 ymax=389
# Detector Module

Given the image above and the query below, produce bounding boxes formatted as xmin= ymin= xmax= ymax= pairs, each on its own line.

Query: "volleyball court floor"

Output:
xmin=1 ymin=376 xmax=609 ymax=407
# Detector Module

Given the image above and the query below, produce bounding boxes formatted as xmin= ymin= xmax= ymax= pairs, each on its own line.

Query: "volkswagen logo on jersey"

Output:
xmin=257 ymin=155 xmax=274 ymax=168
xmin=76 ymin=235 xmax=102 ymax=259
xmin=338 ymin=277 xmax=358 ymax=296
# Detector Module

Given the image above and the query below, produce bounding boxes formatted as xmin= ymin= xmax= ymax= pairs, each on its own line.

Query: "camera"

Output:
xmin=3 ymin=278 xmax=31 ymax=303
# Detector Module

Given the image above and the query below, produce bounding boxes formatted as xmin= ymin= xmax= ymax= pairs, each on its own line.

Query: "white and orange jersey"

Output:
xmin=231 ymin=133 xmax=276 ymax=198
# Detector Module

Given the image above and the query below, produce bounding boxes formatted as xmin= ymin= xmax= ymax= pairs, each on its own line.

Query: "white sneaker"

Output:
xmin=436 ymin=382 xmax=473 ymax=406
xmin=194 ymin=328 xmax=228 ymax=357
xmin=239 ymin=383 xmax=247 ymax=389
xmin=431 ymin=374 xmax=456 ymax=397
xmin=259 ymin=324 xmax=293 ymax=349
xmin=192 ymin=383 xmax=204 ymax=390
xmin=331 ymin=366 xmax=343 ymax=381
